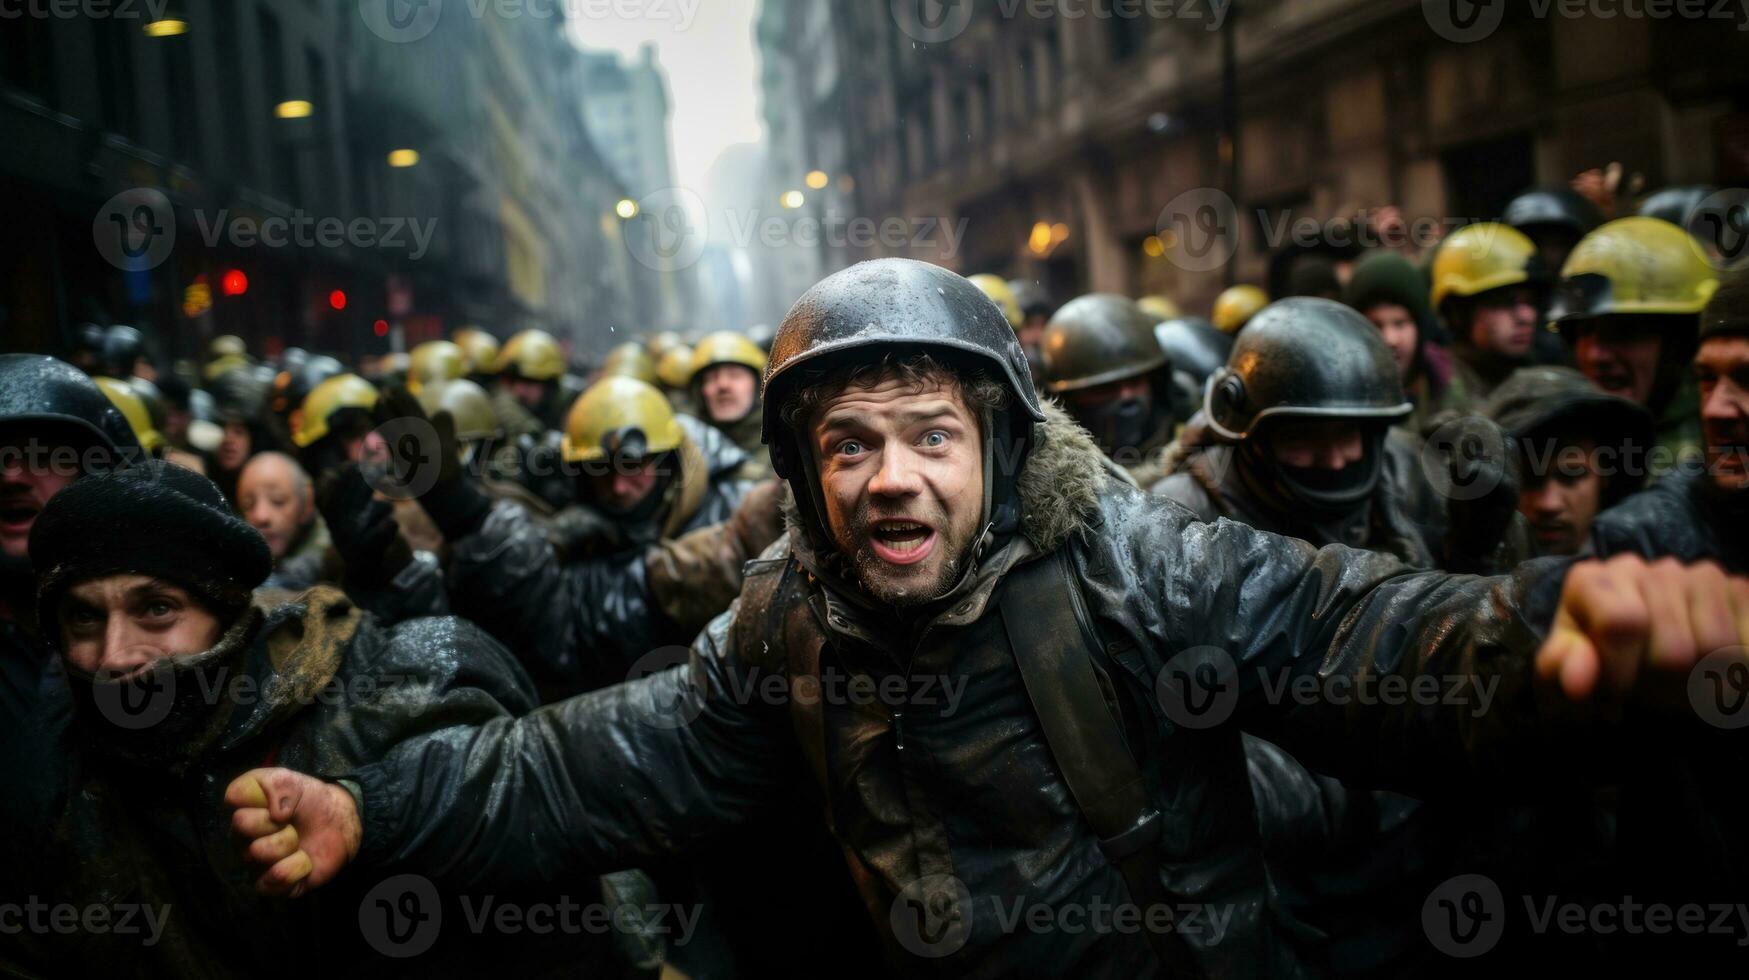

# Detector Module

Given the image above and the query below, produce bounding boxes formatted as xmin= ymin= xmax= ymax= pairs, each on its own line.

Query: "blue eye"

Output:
xmin=922 ymin=431 xmax=947 ymax=448
xmin=838 ymin=440 xmax=865 ymax=457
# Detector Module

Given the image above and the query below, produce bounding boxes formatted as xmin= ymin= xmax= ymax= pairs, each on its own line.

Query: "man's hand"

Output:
xmin=1535 ymin=555 xmax=1749 ymax=706
xmin=225 ymin=768 xmax=362 ymax=898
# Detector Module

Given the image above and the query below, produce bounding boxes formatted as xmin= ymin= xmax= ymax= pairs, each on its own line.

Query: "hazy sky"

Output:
xmin=566 ymin=0 xmax=764 ymax=195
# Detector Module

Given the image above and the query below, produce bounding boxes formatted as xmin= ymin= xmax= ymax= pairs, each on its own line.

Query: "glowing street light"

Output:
xmin=780 ymin=190 xmax=806 ymax=210
xmin=274 ymin=100 xmax=314 ymax=119
xmin=144 ymin=19 xmax=189 ymax=37
xmin=387 ymin=149 xmax=420 ymax=168
xmin=616 ymin=199 xmax=640 ymax=219
xmin=805 ymin=170 xmax=829 ymax=190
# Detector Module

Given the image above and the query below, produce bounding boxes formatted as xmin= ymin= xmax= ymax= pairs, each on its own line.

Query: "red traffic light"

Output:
xmin=221 ymin=269 xmax=248 ymax=296
xmin=373 ymin=319 xmax=389 ymax=337
xmin=329 ymin=289 xmax=347 ymax=310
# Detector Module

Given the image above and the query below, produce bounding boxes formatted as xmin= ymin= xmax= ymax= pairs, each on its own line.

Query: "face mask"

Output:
xmin=1078 ymin=395 xmax=1157 ymax=456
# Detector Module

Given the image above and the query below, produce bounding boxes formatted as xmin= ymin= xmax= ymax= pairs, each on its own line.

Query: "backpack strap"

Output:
xmin=998 ymin=548 xmax=1198 ymax=975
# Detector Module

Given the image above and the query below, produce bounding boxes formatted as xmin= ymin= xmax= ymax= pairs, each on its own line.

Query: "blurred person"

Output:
xmin=92 ymin=377 xmax=165 ymax=460
xmin=1343 ymin=250 xmax=1459 ymax=433
xmin=205 ymin=365 xmax=278 ymax=505
xmin=68 ymin=322 xmax=104 ymax=374
xmin=237 ymin=451 xmax=328 ymax=592
xmin=390 ymin=377 xmax=758 ymax=698
xmin=491 ymin=328 xmax=567 ymax=437
xmin=1502 ymin=185 xmax=1603 ymax=278
xmin=1008 ymin=277 xmax=1053 ymax=383
xmin=1484 ymin=366 xmax=1653 ymax=557
xmin=96 ymin=324 xmax=149 ymax=381
xmin=1429 ymin=221 xmax=1546 ymax=406
xmin=406 ymin=339 xmax=466 ymax=395
xmin=231 ymin=260 xmax=1749 ymax=976
xmin=1211 ymin=283 xmax=1268 ymax=334
xmin=655 ymin=343 xmax=696 ymax=413
xmin=600 ymin=340 xmax=660 ymax=387
xmin=451 ymin=326 xmax=501 ymax=388
xmin=0 ymin=460 xmax=635 ymax=977
xmin=0 ymin=355 xmax=139 ymax=721
xmin=1148 ymin=315 xmax=1232 ymax=425
xmin=688 ymin=330 xmax=772 ymax=480
xmin=1136 ymin=294 xmax=1181 ymax=321
xmin=1552 ymin=216 xmax=1719 ymax=477
xmin=1039 ymin=294 xmax=1179 ymax=485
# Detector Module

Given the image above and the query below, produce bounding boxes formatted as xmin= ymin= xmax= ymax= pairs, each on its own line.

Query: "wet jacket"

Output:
xmin=340 ymin=409 xmax=1578 ymax=978
xmin=1591 ymin=464 xmax=1748 ymax=572
xmin=710 ymin=404 xmax=775 ymax=482
xmin=445 ymin=421 xmax=758 ymax=698
xmin=0 ymin=586 xmax=608 ymax=979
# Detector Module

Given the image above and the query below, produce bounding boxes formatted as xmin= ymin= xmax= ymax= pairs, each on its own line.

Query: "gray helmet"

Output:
xmin=764 ymin=259 xmax=1045 ymax=537
xmin=1503 ymin=186 xmax=1602 ymax=236
xmin=1639 ymin=185 xmax=1715 ymax=229
xmin=1008 ymin=278 xmax=1052 ymax=318
xmin=1205 ymin=298 xmax=1411 ymax=441
xmin=1039 ymin=294 xmax=1171 ymax=393
xmin=99 ymin=325 xmax=144 ymax=379
xmin=1151 ymin=316 xmax=1232 ymax=387
xmin=0 ymin=354 xmax=140 ymax=463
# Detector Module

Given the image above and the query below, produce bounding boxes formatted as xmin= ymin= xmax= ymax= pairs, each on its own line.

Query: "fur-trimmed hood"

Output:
xmin=781 ymin=399 xmax=1112 ymax=566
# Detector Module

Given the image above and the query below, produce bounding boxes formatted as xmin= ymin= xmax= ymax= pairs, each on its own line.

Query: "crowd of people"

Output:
xmin=0 ymin=180 xmax=1746 ymax=978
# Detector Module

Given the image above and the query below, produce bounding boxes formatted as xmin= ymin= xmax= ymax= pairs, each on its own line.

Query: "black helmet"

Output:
xmin=285 ymin=354 xmax=344 ymax=413
xmin=1502 ymin=186 xmax=1603 ymax=236
xmin=763 ymin=259 xmax=1045 ymax=540
xmin=98 ymin=324 xmax=144 ymax=379
xmin=1638 ymin=185 xmax=1715 ymax=229
xmin=1008 ymin=278 xmax=1052 ymax=318
xmin=1039 ymin=295 xmax=1171 ymax=393
xmin=73 ymin=322 xmax=105 ymax=357
xmin=206 ymin=366 xmax=269 ymax=424
xmin=1206 ymin=298 xmax=1411 ymax=440
xmin=1151 ymin=316 xmax=1233 ymax=387
xmin=0 ymin=354 xmax=140 ymax=464
xmin=1485 ymin=366 xmax=1654 ymax=506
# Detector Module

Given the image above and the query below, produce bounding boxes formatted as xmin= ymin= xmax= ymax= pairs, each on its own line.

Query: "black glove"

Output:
xmin=316 ymin=463 xmax=412 ymax=587
xmin=548 ymin=505 xmax=630 ymax=562
xmin=375 ymin=385 xmax=492 ymax=541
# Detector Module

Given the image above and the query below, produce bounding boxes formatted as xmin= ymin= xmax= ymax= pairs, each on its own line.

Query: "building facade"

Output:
xmin=779 ymin=0 xmax=1748 ymax=314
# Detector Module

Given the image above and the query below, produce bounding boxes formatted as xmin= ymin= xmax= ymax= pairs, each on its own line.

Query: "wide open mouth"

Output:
xmin=869 ymin=517 xmax=937 ymax=566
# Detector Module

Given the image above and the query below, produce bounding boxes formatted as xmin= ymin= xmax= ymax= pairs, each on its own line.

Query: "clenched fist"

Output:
xmin=1536 ymin=555 xmax=1749 ymax=707
xmin=226 ymin=768 xmax=362 ymax=898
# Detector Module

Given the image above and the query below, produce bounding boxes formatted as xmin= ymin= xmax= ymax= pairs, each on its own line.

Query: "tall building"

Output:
xmin=579 ymin=43 xmax=678 ymax=197
xmin=0 ymin=1 xmax=639 ymax=364
xmin=790 ymin=1 xmax=1748 ymax=314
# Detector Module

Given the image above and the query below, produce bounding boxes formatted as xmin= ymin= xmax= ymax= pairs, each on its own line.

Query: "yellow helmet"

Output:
xmin=493 ymin=329 xmax=565 ymax=381
xmin=1429 ymin=222 xmax=1538 ymax=310
xmin=688 ymin=331 xmax=767 ymax=385
xmin=203 ymin=353 xmax=251 ymax=381
xmin=657 ymin=345 xmax=696 ymax=390
xmin=600 ymin=341 xmax=660 ymax=386
xmin=407 ymin=340 xmax=466 ymax=394
xmin=561 ymin=376 xmax=685 ymax=463
xmin=1137 ymin=295 xmax=1182 ymax=321
xmin=207 ymin=335 xmax=246 ymax=362
xmin=294 ymin=374 xmax=379 ymax=448
xmin=968 ymin=274 xmax=1023 ymax=330
xmin=416 ymin=378 xmax=500 ymax=443
xmin=452 ymin=328 xmax=500 ymax=374
xmin=646 ymin=330 xmax=685 ymax=359
xmin=1552 ymin=216 xmax=1720 ymax=322
xmin=1212 ymin=285 xmax=1269 ymax=334
xmin=94 ymin=376 xmax=164 ymax=454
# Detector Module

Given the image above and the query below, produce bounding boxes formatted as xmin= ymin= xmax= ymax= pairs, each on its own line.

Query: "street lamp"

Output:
xmin=780 ymin=190 xmax=806 ymax=209
xmin=274 ymin=100 xmax=314 ymax=119
xmin=805 ymin=170 xmax=829 ymax=190
xmin=387 ymin=149 xmax=420 ymax=168
xmin=616 ymin=199 xmax=640 ymax=219
xmin=144 ymin=19 xmax=189 ymax=37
